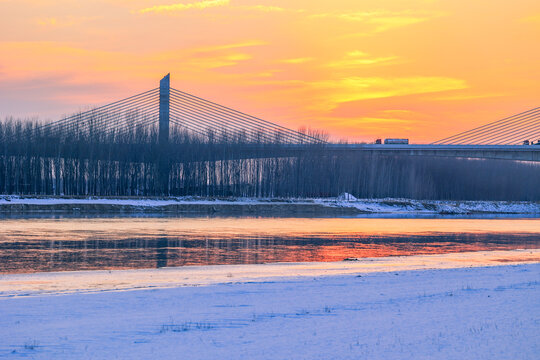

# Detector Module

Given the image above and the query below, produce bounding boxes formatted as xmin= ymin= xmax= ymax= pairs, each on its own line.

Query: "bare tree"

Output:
xmin=0 ymin=116 xmax=539 ymax=200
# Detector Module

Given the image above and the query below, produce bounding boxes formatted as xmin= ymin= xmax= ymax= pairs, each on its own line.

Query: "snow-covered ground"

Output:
xmin=1 ymin=195 xmax=539 ymax=214
xmin=320 ymin=195 xmax=540 ymax=214
xmin=1 ymin=250 xmax=539 ymax=359
xmin=0 ymin=195 xmax=243 ymax=206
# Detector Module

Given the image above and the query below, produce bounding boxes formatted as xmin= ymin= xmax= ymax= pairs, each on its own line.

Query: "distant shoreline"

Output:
xmin=0 ymin=196 xmax=539 ymax=216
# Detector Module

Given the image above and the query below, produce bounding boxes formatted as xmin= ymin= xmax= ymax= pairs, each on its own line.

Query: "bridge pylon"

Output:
xmin=158 ymin=73 xmax=170 ymax=195
xmin=159 ymin=73 xmax=170 ymax=146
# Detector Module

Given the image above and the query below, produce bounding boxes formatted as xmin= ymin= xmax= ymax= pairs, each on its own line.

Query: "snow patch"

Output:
xmin=316 ymin=197 xmax=540 ymax=214
xmin=337 ymin=192 xmax=358 ymax=201
xmin=1 ymin=260 xmax=539 ymax=359
xmin=0 ymin=195 xmax=539 ymax=214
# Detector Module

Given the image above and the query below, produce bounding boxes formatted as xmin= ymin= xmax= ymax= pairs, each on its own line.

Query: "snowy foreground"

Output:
xmin=1 ymin=250 xmax=539 ymax=359
xmin=1 ymin=195 xmax=539 ymax=214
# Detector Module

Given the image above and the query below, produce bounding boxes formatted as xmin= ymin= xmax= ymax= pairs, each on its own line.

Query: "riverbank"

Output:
xmin=1 ymin=195 xmax=539 ymax=216
xmin=1 ymin=250 xmax=538 ymax=359
xmin=1 ymin=249 xmax=538 ymax=296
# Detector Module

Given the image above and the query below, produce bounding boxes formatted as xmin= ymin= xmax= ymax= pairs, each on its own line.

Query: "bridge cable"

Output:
xmin=447 ymin=111 xmax=540 ymax=144
xmin=171 ymin=88 xmax=324 ymax=144
xmin=169 ymin=100 xmax=288 ymax=144
xmin=170 ymin=92 xmax=307 ymax=144
xmin=432 ymin=106 xmax=540 ymax=144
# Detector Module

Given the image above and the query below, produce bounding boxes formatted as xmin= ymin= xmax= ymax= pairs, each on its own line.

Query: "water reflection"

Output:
xmin=1 ymin=217 xmax=539 ymax=274
xmin=156 ymin=237 xmax=168 ymax=268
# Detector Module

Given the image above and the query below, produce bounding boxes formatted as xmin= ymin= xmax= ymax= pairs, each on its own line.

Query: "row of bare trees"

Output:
xmin=1 ymin=118 xmax=539 ymax=200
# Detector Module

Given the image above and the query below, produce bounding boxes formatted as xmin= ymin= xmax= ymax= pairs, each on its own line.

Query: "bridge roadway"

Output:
xmin=320 ymin=144 xmax=540 ymax=162
xmin=9 ymin=142 xmax=538 ymax=162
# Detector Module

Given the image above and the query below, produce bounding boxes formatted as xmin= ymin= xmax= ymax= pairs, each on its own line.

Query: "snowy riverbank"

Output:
xmin=1 ymin=195 xmax=539 ymax=215
xmin=1 ymin=250 xmax=538 ymax=359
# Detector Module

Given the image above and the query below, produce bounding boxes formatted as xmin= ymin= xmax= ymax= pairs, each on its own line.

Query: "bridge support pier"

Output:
xmin=158 ymin=73 xmax=170 ymax=195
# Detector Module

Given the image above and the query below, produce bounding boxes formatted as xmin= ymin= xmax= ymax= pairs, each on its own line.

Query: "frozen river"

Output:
xmin=1 ymin=216 xmax=539 ymax=274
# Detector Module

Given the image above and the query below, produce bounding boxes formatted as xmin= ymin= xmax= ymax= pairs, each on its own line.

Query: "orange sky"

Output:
xmin=1 ymin=0 xmax=539 ymax=142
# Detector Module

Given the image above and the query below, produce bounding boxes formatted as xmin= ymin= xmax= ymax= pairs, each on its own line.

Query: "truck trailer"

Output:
xmin=384 ymin=138 xmax=409 ymax=145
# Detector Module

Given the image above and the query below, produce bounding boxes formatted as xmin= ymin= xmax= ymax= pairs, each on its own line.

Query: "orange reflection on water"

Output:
xmin=1 ymin=217 xmax=540 ymax=240
xmin=0 ymin=217 xmax=539 ymax=274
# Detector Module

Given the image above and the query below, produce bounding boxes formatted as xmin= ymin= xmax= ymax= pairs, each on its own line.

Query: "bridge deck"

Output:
xmin=320 ymin=144 xmax=540 ymax=162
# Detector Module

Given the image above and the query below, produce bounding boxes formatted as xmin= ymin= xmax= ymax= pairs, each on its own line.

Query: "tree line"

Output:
xmin=1 ymin=117 xmax=539 ymax=200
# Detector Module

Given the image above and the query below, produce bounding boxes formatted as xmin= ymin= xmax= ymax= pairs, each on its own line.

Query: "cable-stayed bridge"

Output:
xmin=32 ymin=74 xmax=540 ymax=162
xmin=37 ymin=74 xmax=322 ymax=145
xmin=433 ymin=107 xmax=540 ymax=145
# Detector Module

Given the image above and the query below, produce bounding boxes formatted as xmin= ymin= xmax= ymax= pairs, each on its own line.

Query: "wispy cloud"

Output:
xmin=137 ymin=1 xmax=305 ymax=16
xmin=279 ymin=57 xmax=314 ymax=64
xmin=183 ymin=53 xmax=252 ymax=69
xmin=306 ymin=76 xmax=467 ymax=110
xmin=240 ymin=5 xmax=286 ymax=12
xmin=432 ymin=92 xmax=506 ymax=101
xmin=37 ymin=17 xmax=58 ymax=26
xmin=35 ymin=15 xmax=100 ymax=27
xmin=193 ymin=40 xmax=266 ymax=53
xmin=356 ymin=117 xmax=410 ymax=124
xmin=521 ymin=14 xmax=540 ymax=23
xmin=326 ymin=51 xmax=398 ymax=68
xmin=0 ymin=39 xmax=260 ymax=87
xmin=311 ymin=10 xmax=445 ymax=33
xmin=237 ymin=5 xmax=305 ymax=14
xmin=312 ymin=114 xmax=414 ymax=137
xmin=138 ymin=0 xmax=230 ymax=14
xmin=368 ymin=15 xmax=431 ymax=32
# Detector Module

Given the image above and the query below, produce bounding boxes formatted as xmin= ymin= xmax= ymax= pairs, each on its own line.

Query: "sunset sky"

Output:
xmin=1 ymin=0 xmax=539 ymax=142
